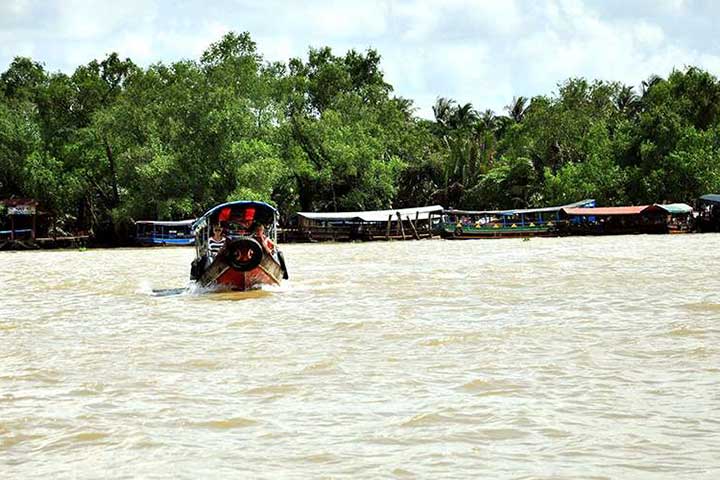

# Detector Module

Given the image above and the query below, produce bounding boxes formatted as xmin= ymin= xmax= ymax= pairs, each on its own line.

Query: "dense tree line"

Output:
xmin=2 ymin=32 xmax=719 ymax=243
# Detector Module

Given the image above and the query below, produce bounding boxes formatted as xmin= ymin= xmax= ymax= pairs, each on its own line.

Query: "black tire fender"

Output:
xmin=278 ymin=250 xmax=289 ymax=280
xmin=190 ymin=256 xmax=206 ymax=280
xmin=225 ymin=237 xmax=263 ymax=271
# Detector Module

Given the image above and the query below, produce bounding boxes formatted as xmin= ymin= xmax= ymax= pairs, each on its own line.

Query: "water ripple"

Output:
xmin=2 ymin=236 xmax=720 ymax=477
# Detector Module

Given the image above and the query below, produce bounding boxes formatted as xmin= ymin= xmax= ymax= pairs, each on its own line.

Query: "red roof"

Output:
xmin=562 ymin=206 xmax=650 ymax=216
xmin=0 ymin=198 xmax=39 ymax=207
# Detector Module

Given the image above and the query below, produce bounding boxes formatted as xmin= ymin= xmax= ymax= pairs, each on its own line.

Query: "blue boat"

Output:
xmin=135 ymin=219 xmax=195 ymax=246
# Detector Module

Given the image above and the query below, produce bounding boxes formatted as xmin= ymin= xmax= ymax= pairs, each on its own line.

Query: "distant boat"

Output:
xmin=134 ymin=219 xmax=195 ymax=246
xmin=189 ymin=201 xmax=288 ymax=291
xmin=292 ymin=205 xmax=443 ymax=242
xmin=697 ymin=194 xmax=720 ymax=232
xmin=440 ymin=200 xmax=595 ymax=239
xmin=558 ymin=203 xmax=694 ymax=235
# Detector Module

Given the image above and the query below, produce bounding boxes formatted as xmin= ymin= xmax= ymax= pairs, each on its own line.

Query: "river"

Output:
xmin=1 ymin=235 xmax=719 ymax=478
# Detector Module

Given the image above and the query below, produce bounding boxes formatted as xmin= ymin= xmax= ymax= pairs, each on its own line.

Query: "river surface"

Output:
xmin=1 ymin=235 xmax=720 ymax=479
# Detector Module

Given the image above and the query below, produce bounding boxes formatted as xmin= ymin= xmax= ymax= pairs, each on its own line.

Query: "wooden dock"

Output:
xmin=0 ymin=235 xmax=89 ymax=250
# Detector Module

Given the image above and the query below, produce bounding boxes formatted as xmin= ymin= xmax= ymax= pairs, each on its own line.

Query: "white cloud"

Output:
xmin=633 ymin=21 xmax=665 ymax=47
xmin=304 ymin=1 xmax=388 ymax=38
xmin=1 ymin=0 xmax=719 ymax=118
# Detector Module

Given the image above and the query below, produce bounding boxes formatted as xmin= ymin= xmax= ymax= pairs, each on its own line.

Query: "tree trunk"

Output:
xmin=104 ymin=138 xmax=120 ymax=207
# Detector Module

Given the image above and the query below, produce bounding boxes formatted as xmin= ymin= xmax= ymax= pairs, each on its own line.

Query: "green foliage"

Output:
xmin=281 ymin=47 xmax=409 ymax=212
xmin=464 ymin=156 xmax=537 ymax=209
xmin=2 ymin=32 xmax=719 ymax=244
xmin=639 ymin=125 xmax=720 ymax=203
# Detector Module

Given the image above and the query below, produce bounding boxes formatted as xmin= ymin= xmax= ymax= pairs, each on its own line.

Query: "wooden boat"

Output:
xmin=440 ymin=200 xmax=595 ymax=239
xmin=291 ymin=206 xmax=442 ymax=242
xmin=697 ymin=194 xmax=720 ymax=232
xmin=135 ymin=219 xmax=195 ymax=246
xmin=558 ymin=203 xmax=694 ymax=235
xmin=660 ymin=203 xmax=695 ymax=234
xmin=189 ymin=201 xmax=288 ymax=291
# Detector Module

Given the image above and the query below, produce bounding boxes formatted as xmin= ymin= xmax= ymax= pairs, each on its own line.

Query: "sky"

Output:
xmin=2 ymin=0 xmax=720 ymax=118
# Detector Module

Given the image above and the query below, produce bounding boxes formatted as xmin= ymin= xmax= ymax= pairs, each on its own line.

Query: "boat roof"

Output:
xmin=135 ymin=219 xmax=195 ymax=226
xmin=700 ymin=194 xmax=720 ymax=204
xmin=654 ymin=203 xmax=693 ymax=214
xmin=0 ymin=198 xmax=39 ymax=207
xmin=445 ymin=199 xmax=595 ymax=216
xmin=193 ymin=201 xmax=277 ymax=230
xmin=297 ymin=205 xmax=443 ymax=223
xmin=562 ymin=206 xmax=649 ymax=216
xmin=563 ymin=203 xmax=693 ymax=216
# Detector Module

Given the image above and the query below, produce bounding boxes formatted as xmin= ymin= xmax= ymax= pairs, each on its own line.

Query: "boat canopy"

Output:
xmin=193 ymin=201 xmax=277 ymax=231
xmin=297 ymin=205 xmax=443 ymax=223
xmin=700 ymin=194 xmax=720 ymax=204
xmin=562 ymin=206 xmax=648 ymax=216
xmin=563 ymin=203 xmax=693 ymax=217
xmin=446 ymin=199 xmax=595 ymax=216
xmin=654 ymin=203 xmax=693 ymax=215
xmin=135 ymin=219 xmax=195 ymax=226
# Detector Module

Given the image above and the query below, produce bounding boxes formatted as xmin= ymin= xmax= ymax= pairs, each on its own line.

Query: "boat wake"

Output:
xmin=145 ymin=280 xmax=287 ymax=298
xmin=149 ymin=287 xmax=189 ymax=297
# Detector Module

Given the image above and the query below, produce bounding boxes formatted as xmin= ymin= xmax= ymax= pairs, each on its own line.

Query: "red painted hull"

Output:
xmin=212 ymin=263 xmax=280 ymax=291
xmin=196 ymin=249 xmax=285 ymax=291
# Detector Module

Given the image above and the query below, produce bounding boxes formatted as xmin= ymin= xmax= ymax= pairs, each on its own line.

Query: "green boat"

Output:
xmin=439 ymin=200 xmax=595 ymax=239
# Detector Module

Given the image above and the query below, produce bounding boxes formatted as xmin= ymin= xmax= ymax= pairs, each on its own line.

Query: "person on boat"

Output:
xmin=232 ymin=218 xmax=252 ymax=236
xmin=208 ymin=224 xmax=226 ymax=257
xmin=254 ymin=224 xmax=275 ymax=255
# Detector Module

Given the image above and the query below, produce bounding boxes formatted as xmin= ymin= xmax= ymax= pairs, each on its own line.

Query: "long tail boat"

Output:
xmin=697 ymin=194 xmax=720 ymax=232
xmin=440 ymin=200 xmax=595 ymax=239
xmin=190 ymin=201 xmax=288 ymax=291
xmin=135 ymin=219 xmax=195 ymax=246
xmin=558 ymin=203 xmax=694 ymax=235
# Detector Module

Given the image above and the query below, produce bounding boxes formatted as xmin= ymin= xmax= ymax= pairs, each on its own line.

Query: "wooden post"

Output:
xmin=386 ymin=214 xmax=392 ymax=240
xmin=10 ymin=215 xmax=14 ymax=241
xmin=408 ymin=215 xmax=420 ymax=240
xmin=396 ymin=212 xmax=406 ymax=240
xmin=31 ymin=212 xmax=36 ymax=240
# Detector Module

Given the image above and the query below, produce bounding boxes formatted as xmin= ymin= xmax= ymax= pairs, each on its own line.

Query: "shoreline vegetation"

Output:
xmin=2 ymin=31 xmax=720 ymax=247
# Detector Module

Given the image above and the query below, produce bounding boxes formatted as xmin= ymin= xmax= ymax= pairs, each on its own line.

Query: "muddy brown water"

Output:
xmin=1 ymin=235 xmax=719 ymax=478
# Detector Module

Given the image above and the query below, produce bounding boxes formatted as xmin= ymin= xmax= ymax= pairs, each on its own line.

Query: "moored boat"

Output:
xmin=697 ymin=194 xmax=720 ymax=232
xmin=135 ymin=219 xmax=195 ymax=246
xmin=440 ymin=199 xmax=595 ymax=239
xmin=190 ymin=201 xmax=288 ymax=291
xmin=558 ymin=203 xmax=694 ymax=235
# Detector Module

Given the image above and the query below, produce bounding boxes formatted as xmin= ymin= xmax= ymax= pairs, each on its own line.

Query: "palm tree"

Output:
xmin=479 ymin=109 xmax=497 ymax=130
xmin=615 ymin=85 xmax=640 ymax=116
xmin=641 ymin=75 xmax=662 ymax=97
xmin=505 ymin=96 xmax=528 ymax=122
xmin=450 ymin=102 xmax=477 ymax=130
xmin=432 ymin=97 xmax=456 ymax=131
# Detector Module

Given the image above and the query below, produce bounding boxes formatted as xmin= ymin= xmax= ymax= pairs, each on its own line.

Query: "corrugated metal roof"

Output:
xmin=562 ymin=206 xmax=649 ymax=216
xmin=297 ymin=205 xmax=443 ymax=222
xmin=445 ymin=199 xmax=595 ymax=216
xmin=135 ymin=219 xmax=196 ymax=226
xmin=0 ymin=198 xmax=39 ymax=207
xmin=700 ymin=194 xmax=720 ymax=204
